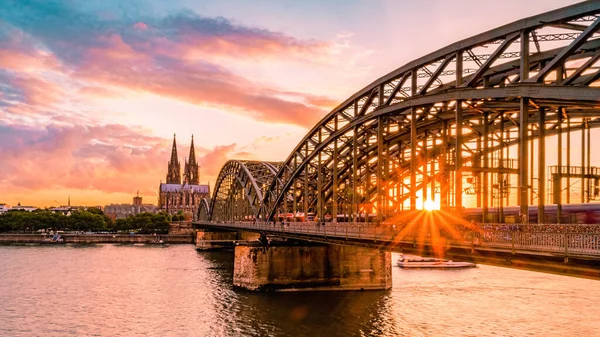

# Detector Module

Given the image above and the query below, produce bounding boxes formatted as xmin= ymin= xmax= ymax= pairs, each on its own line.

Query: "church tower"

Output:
xmin=184 ymin=135 xmax=200 ymax=185
xmin=166 ymin=134 xmax=181 ymax=184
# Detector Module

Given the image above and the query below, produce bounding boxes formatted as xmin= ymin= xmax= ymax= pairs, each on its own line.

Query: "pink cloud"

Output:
xmin=231 ymin=151 xmax=256 ymax=160
xmin=0 ymin=122 xmax=238 ymax=201
xmin=9 ymin=76 xmax=65 ymax=106
xmin=65 ymin=34 xmax=328 ymax=127
xmin=133 ymin=22 xmax=148 ymax=30
xmin=197 ymin=143 xmax=237 ymax=177
xmin=0 ymin=20 xmax=336 ymax=127
xmin=77 ymin=86 xmax=123 ymax=99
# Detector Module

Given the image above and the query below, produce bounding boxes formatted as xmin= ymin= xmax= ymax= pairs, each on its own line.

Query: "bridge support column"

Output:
xmin=519 ymin=97 xmax=529 ymax=223
xmin=233 ymin=243 xmax=392 ymax=292
xmin=195 ymin=229 xmax=260 ymax=250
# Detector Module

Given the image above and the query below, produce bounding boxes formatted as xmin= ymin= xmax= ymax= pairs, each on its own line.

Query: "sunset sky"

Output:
xmin=0 ymin=0 xmax=583 ymax=207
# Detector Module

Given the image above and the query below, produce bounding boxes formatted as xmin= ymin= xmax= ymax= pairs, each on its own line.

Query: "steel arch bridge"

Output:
xmin=205 ymin=2 xmax=600 ymax=225
xmin=199 ymin=160 xmax=281 ymax=221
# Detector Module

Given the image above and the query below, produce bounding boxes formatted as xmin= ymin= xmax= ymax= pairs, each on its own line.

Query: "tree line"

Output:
xmin=0 ymin=208 xmax=173 ymax=234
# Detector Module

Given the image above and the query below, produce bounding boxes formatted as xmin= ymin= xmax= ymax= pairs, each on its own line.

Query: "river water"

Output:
xmin=0 ymin=244 xmax=598 ymax=337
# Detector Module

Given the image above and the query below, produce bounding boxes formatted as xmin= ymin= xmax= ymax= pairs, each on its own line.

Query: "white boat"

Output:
xmin=397 ymin=255 xmax=476 ymax=268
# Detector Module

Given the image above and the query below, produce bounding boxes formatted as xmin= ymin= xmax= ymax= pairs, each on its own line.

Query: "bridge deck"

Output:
xmin=193 ymin=221 xmax=600 ymax=260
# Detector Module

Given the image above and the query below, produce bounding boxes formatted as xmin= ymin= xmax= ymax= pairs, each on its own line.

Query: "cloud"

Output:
xmin=0 ymin=1 xmax=336 ymax=127
xmin=0 ymin=1 xmax=347 ymax=206
xmin=133 ymin=22 xmax=148 ymax=30
xmin=74 ymin=44 xmax=327 ymax=126
xmin=197 ymin=143 xmax=238 ymax=177
xmin=231 ymin=151 xmax=255 ymax=160
xmin=0 ymin=122 xmax=165 ymax=195
xmin=0 ymin=121 xmax=246 ymax=202
xmin=8 ymin=75 xmax=65 ymax=106
xmin=77 ymin=86 xmax=123 ymax=99
xmin=153 ymin=12 xmax=330 ymax=58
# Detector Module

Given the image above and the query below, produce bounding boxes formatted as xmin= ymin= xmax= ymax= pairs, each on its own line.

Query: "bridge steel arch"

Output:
xmin=197 ymin=198 xmax=210 ymax=221
xmin=209 ymin=160 xmax=281 ymax=221
xmin=257 ymin=2 xmax=600 ymax=224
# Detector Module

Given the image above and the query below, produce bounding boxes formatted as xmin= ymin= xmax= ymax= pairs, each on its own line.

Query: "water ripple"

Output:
xmin=0 ymin=247 xmax=598 ymax=336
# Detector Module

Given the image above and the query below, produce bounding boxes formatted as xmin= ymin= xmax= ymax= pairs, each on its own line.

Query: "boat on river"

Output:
xmin=44 ymin=233 xmax=63 ymax=243
xmin=397 ymin=255 xmax=476 ymax=268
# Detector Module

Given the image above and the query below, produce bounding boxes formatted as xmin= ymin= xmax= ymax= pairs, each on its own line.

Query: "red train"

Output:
xmin=462 ymin=203 xmax=600 ymax=224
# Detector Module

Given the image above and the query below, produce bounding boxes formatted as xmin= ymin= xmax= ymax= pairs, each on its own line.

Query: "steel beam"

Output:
xmin=455 ymin=101 xmax=463 ymax=213
xmin=483 ymin=111 xmax=489 ymax=221
xmin=377 ymin=116 xmax=384 ymax=220
xmin=557 ymin=110 xmax=563 ymax=222
xmin=582 ymin=119 xmax=586 ymax=204
xmin=538 ymin=108 xmax=546 ymax=223
xmin=410 ymin=107 xmax=417 ymax=210
xmin=526 ymin=18 xmax=600 ymax=83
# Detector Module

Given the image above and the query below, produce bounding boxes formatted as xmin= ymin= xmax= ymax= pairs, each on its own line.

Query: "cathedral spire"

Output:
xmin=189 ymin=135 xmax=197 ymax=165
xmin=166 ymin=134 xmax=181 ymax=184
xmin=170 ymin=133 xmax=178 ymax=165
xmin=184 ymin=135 xmax=200 ymax=185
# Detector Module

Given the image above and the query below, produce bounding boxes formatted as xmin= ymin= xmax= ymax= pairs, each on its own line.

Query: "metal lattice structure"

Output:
xmin=207 ymin=160 xmax=281 ymax=221
xmin=208 ymin=2 xmax=600 ymax=224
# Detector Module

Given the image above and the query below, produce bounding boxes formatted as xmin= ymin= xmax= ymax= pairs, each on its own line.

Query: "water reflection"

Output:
xmin=0 ymin=245 xmax=598 ymax=337
xmin=197 ymin=250 xmax=399 ymax=336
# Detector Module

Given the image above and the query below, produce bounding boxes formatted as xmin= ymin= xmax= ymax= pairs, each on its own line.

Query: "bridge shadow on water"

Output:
xmin=196 ymin=250 xmax=400 ymax=337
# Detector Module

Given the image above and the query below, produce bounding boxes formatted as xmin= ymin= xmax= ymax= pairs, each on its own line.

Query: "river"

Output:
xmin=0 ymin=244 xmax=598 ymax=336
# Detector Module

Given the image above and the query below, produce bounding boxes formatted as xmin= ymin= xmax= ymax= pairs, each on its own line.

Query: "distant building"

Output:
xmin=0 ymin=203 xmax=10 ymax=214
xmin=104 ymin=203 xmax=157 ymax=220
xmin=48 ymin=206 xmax=71 ymax=215
xmin=10 ymin=202 xmax=37 ymax=212
xmin=133 ymin=191 xmax=143 ymax=214
xmin=48 ymin=204 xmax=101 ymax=215
xmin=133 ymin=192 xmax=142 ymax=206
xmin=158 ymin=135 xmax=210 ymax=216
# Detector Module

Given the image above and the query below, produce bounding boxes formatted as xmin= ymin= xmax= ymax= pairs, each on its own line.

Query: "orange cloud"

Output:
xmin=0 ymin=122 xmax=242 ymax=206
xmin=69 ymin=34 xmax=328 ymax=127
xmin=197 ymin=143 xmax=238 ymax=177
xmin=0 ymin=8 xmax=338 ymax=128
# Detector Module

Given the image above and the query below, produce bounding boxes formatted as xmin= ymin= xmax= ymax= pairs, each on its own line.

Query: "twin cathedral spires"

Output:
xmin=166 ymin=134 xmax=199 ymax=185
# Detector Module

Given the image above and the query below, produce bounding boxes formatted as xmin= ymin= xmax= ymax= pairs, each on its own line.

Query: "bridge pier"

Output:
xmin=233 ymin=242 xmax=392 ymax=292
xmin=195 ymin=229 xmax=260 ymax=250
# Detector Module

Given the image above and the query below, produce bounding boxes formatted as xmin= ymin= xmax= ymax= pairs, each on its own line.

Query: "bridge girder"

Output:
xmin=208 ymin=2 xmax=600 ymax=224
xmin=197 ymin=198 xmax=210 ymax=221
xmin=209 ymin=160 xmax=281 ymax=221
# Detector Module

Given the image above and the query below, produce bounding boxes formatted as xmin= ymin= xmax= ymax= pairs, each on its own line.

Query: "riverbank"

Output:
xmin=0 ymin=233 xmax=194 ymax=244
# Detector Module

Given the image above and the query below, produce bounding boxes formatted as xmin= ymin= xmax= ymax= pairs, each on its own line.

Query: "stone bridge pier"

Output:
xmin=233 ymin=242 xmax=392 ymax=292
xmin=195 ymin=229 xmax=260 ymax=250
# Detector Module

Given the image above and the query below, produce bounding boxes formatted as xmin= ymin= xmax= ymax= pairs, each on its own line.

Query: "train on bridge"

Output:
xmin=462 ymin=203 xmax=600 ymax=224
xmin=267 ymin=203 xmax=600 ymax=224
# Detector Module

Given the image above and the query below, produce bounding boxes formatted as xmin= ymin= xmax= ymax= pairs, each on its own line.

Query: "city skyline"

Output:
xmin=0 ymin=0 xmax=583 ymax=207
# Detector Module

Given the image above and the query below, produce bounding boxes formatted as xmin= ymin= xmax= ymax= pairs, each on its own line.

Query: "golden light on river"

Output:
xmin=385 ymin=207 xmax=480 ymax=258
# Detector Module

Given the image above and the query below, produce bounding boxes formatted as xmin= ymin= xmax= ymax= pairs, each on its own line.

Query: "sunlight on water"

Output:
xmin=0 ymin=245 xmax=598 ymax=336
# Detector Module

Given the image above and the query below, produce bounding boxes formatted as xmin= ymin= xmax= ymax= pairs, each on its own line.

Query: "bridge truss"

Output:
xmin=202 ymin=160 xmax=281 ymax=221
xmin=208 ymin=2 xmax=600 ymax=224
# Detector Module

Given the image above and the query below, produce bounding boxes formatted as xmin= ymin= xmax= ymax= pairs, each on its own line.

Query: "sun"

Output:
xmin=423 ymin=199 xmax=439 ymax=211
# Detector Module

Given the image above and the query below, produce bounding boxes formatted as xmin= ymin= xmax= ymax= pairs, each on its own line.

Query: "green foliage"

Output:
xmin=0 ymin=209 xmax=169 ymax=234
xmin=67 ymin=210 xmax=106 ymax=231
xmin=171 ymin=214 xmax=184 ymax=221
xmin=0 ymin=209 xmax=106 ymax=232
xmin=86 ymin=207 xmax=114 ymax=228
xmin=114 ymin=212 xmax=170 ymax=234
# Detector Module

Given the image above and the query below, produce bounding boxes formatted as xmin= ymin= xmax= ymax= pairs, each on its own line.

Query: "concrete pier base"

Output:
xmin=195 ymin=230 xmax=260 ymax=250
xmin=233 ymin=243 xmax=392 ymax=292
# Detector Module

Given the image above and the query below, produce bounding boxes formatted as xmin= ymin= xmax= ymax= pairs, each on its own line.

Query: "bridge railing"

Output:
xmin=201 ymin=221 xmax=600 ymax=256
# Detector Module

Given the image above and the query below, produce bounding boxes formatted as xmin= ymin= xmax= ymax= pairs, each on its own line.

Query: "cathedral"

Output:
xmin=158 ymin=135 xmax=210 ymax=216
